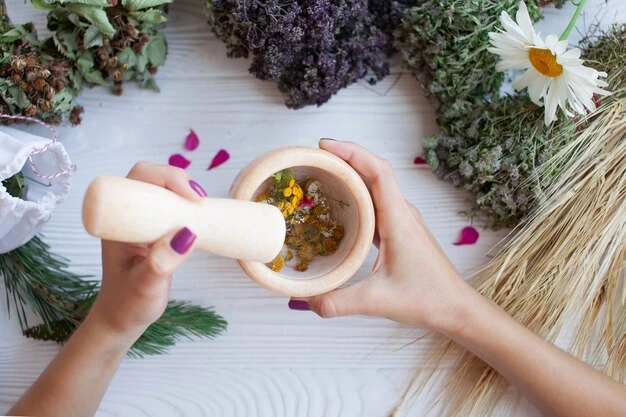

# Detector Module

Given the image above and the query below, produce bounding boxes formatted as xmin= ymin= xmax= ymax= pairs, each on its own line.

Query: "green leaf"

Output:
xmin=273 ymin=169 xmax=294 ymax=189
xmin=30 ymin=0 xmax=56 ymax=10
xmin=123 ymin=0 xmax=171 ymax=11
xmin=75 ymin=51 xmax=94 ymax=75
xmin=66 ymin=4 xmax=116 ymax=37
xmin=53 ymin=30 xmax=79 ymax=59
xmin=129 ymin=9 xmax=167 ymax=25
xmin=140 ymin=73 xmax=159 ymax=91
xmin=84 ymin=69 xmax=108 ymax=85
xmin=8 ymin=85 xmax=32 ymax=108
xmin=21 ymin=27 xmax=40 ymax=45
xmin=68 ymin=13 xmax=87 ymax=28
xmin=145 ymin=33 xmax=166 ymax=66
xmin=1 ymin=173 xmax=25 ymax=199
xmin=0 ymin=84 xmax=16 ymax=113
xmin=0 ymin=25 xmax=38 ymax=45
xmin=135 ymin=52 xmax=148 ymax=72
xmin=118 ymin=48 xmax=138 ymax=68
xmin=68 ymin=68 xmax=84 ymax=91
xmin=59 ymin=0 xmax=110 ymax=6
xmin=51 ymin=89 xmax=74 ymax=112
xmin=83 ymin=25 xmax=103 ymax=48
xmin=0 ymin=28 xmax=26 ymax=43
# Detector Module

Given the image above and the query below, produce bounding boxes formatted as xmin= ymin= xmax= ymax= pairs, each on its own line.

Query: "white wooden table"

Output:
xmin=1 ymin=1 xmax=623 ymax=416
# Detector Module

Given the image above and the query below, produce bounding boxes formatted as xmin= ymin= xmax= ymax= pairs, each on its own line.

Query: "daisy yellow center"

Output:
xmin=528 ymin=48 xmax=563 ymax=77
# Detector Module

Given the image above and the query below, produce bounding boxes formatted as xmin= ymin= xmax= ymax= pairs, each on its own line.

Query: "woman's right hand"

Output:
xmin=291 ymin=139 xmax=472 ymax=333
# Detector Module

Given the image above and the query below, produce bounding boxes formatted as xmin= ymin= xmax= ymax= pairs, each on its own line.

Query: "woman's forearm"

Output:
xmin=441 ymin=285 xmax=626 ymax=417
xmin=9 ymin=312 xmax=135 ymax=417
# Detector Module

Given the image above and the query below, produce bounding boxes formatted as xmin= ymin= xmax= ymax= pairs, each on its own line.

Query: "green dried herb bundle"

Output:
xmin=395 ymin=0 xmax=543 ymax=113
xmin=423 ymin=95 xmax=578 ymax=227
xmin=394 ymin=0 xmax=606 ymax=228
xmin=0 ymin=0 xmax=79 ymax=124
xmin=0 ymin=0 xmax=169 ymax=123
xmin=40 ymin=0 xmax=169 ymax=95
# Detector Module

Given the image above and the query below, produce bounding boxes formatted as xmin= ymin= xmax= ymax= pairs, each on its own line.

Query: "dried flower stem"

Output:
xmin=559 ymin=0 xmax=587 ymax=41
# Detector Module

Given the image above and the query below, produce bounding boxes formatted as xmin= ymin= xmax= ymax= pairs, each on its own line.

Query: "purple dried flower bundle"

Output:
xmin=206 ymin=0 xmax=392 ymax=109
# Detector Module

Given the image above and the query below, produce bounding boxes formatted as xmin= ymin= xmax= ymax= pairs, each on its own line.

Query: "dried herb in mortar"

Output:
xmin=258 ymin=169 xmax=344 ymax=272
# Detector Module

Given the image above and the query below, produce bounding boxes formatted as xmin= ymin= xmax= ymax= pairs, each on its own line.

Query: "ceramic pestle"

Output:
xmin=82 ymin=176 xmax=286 ymax=262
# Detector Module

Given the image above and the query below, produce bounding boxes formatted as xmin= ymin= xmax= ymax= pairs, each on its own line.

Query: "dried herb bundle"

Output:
xmin=0 ymin=0 xmax=78 ymax=124
xmin=394 ymin=0 xmax=608 ymax=228
xmin=205 ymin=0 xmax=390 ymax=109
xmin=368 ymin=0 xmax=423 ymax=55
xmin=40 ymin=0 xmax=169 ymax=95
xmin=0 ymin=0 xmax=169 ymax=123
xmin=422 ymin=94 xmax=577 ymax=227
xmin=394 ymin=0 xmax=543 ymax=112
xmin=395 ymin=24 xmax=626 ymax=417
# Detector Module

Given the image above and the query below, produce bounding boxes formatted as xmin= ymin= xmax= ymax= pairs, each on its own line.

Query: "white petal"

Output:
xmin=513 ymin=68 xmax=537 ymax=90
xmin=513 ymin=69 xmax=546 ymax=105
xmin=559 ymin=47 xmax=581 ymax=60
xmin=515 ymin=1 xmax=536 ymax=44
xmin=543 ymin=34 xmax=568 ymax=56
xmin=499 ymin=11 xmax=530 ymax=43
xmin=554 ymin=39 xmax=569 ymax=55
xmin=557 ymin=48 xmax=582 ymax=66
xmin=496 ymin=58 xmax=532 ymax=71
xmin=544 ymin=83 xmax=559 ymax=125
xmin=533 ymin=33 xmax=547 ymax=49
xmin=529 ymin=73 xmax=550 ymax=102
xmin=489 ymin=34 xmax=528 ymax=50
xmin=555 ymin=76 xmax=570 ymax=115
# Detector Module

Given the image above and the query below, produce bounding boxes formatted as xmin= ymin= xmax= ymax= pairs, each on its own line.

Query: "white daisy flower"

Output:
xmin=488 ymin=1 xmax=611 ymax=125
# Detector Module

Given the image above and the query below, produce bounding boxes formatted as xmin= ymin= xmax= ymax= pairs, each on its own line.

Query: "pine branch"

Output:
xmin=0 ymin=235 xmax=97 ymax=331
xmin=24 ymin=301 xmax=228 ymax=356
xmin=130 ymin=301 xmax=228 ymax=357
xmin=1 ymin=235 xmax=227 ymax=356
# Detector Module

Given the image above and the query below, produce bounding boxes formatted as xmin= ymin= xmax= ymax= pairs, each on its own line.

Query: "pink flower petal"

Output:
xmin=414 ymin=156 xmax=427 ymax=165
xmin=208 ymin=149 xmax=230 ymax=170
xmin=299 ymin=196 xmax=314 ymax=208
xmin=185 ymin=129 xmax=200 ymax=151
xmin=169 ymin=153 xmax=191 ymax=169
xmin=453 ymin=226 xmax=479 ymax=246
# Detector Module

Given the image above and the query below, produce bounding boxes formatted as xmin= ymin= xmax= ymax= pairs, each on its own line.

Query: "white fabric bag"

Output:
xmin=0 ymin=126 xmax=73 ymax=253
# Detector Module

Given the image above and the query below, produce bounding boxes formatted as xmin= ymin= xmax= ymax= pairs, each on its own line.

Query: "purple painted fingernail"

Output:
xmin=320 ymin=138 xmax=337 ymax=142
xmin=288 ymin=300 xmax=310 ymax=311
xmin=171 ymin=227 xmax=196 ymax=254
xmin=189 ymin=180 xmax=207 ymax=197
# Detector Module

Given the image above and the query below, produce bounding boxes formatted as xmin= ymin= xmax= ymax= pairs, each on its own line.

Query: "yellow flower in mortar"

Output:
xmin=283 ymin=179 xmax=303 ymax=207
